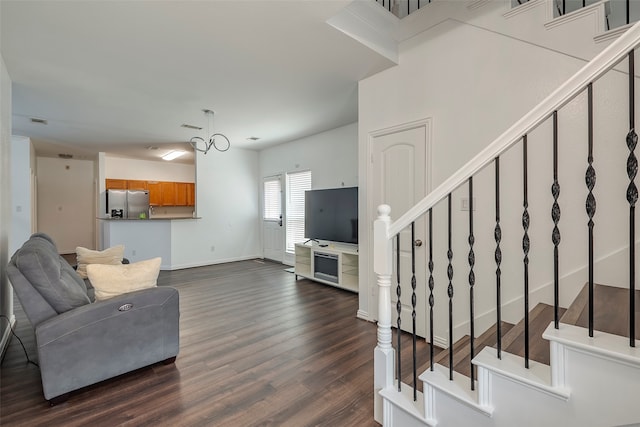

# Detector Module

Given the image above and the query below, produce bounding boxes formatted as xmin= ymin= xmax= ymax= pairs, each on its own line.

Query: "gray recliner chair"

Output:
xmin=6 ymin=233 xmax=180 ymax=404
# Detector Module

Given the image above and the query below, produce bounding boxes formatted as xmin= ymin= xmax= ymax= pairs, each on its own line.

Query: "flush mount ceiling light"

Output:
xmin=180 ymin=123 xmax=202 ymax=130
xmin=162 ymin=150 xmax=187 ymax=161
xmin=30 ymin=117 xmax=48 ymax=125
xmin=189 ymin=109 xmax=230 ymax=154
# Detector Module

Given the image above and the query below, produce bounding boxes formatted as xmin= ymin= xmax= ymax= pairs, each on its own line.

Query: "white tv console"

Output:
xmin=294 ymin=243 xmax=359 ymax=293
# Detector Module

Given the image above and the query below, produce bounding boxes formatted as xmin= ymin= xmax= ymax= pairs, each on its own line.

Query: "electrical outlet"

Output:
xmin=211 ymin=245 xmax=215 ymax=252
xmin=461 ymin=197 xmax=476 ymax=211
xmin=132 ymin=249 xmax=136 ymax=256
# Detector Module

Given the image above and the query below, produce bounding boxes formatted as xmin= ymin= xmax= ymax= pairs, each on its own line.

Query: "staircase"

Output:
xmin=434 ymin=303 xmax=560 ymax=379
xmin=370 ymin=2 xmax=640 ymax=426
xmin=380 ymin=286 xmax=640 ymax=426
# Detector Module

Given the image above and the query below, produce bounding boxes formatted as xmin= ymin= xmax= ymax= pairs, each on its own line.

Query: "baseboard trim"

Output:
xmin=357 ymin=309 xmax=373 ymax=322
xmin=0 ymin=314 xmax=16 ymax=362
xmin=434 ymin=335 xmax=449 ymax=349
xmin=160 ymin=254 xmax=263 ymax=271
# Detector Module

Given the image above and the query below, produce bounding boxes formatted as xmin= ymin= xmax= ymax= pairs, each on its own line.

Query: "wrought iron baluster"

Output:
xmin=428 ymin=208 xmax=435 ymax=371
xmin=447 ymin=193 xmax=454 ymax=381
xmin=552 ymin=110 xmax=561 ymax=330
xmin=396 ymin=235 xmax=402 ymax=390
xmin=523 ymin=135 xmax=530 ymax=369
xmin=628 ymin=50 xmax=637 ymax=348
xmin=495 ymin=157 xmax=502 ymax=359
xmin=586 ymin=84 xmax=596 ymax=337
xmin=468 ymin=177 xmax=476 ymax=390
xmin=411 ymin=222 xmax=417 ymax=401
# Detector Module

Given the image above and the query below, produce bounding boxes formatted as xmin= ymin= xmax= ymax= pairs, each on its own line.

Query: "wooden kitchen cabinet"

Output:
xmin=161 ymin=181 xmax=177 ymax=206
xmin=175 ymin=183 xmax=188 ymax=206
xmin=147 ymin=181 xmax=162 ymax=206
xmin=105 ymin=179 xmax=147 ymax=190
xmin=127 ymin=180 xmax=148 ymax=190
xmin=187 ymin=183 xmax=195 ymax=206
xmin=108 ymin=179 xmax=195 ymax=207
xmin=173 ymin=182 xmax=196 ymax=206
xmin=105 ymin=179 xmax=127 ymax=190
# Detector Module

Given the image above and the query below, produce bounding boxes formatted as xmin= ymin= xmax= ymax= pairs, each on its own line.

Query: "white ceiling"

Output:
xmin=1 ymin=0 xmax=395 ymax=164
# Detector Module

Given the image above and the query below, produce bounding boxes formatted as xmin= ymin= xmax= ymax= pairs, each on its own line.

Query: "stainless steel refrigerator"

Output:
xmin=106 ymin=189 xmax=150 ymax=219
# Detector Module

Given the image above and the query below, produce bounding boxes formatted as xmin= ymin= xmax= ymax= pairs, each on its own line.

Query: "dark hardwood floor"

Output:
xmin=1 ymin=259 xmax=431 ymax=426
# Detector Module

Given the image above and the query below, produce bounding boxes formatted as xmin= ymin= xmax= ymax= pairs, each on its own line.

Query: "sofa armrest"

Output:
xmin=35 ymin=286 xmax=179 ymax=400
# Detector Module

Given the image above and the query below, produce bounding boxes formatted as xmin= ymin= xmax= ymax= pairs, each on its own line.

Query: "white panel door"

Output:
xmin=263 ymin=175 xmax=284 ymax=262
xmin=372 ymin=123 xmax=429 ymax=338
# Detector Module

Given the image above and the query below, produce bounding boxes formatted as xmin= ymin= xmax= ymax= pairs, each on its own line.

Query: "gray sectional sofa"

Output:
xmin=6 ymin=233 xmax=180 ymax=404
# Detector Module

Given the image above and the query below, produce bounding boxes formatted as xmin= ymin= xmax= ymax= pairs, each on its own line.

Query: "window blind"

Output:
xmin=286 ymin=170 xmax=311 ymax=252
xmin=263 ymin=178 xmax=282 ymax=220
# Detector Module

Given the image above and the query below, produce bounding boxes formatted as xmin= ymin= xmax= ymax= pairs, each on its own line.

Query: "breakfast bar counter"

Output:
xmin=100 ymin=217 xmax=200 ymax=270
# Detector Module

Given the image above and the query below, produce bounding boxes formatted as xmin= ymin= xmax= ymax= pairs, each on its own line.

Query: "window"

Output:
xmin=286 ymin=170 xmax=311 ymax=253
xmin=263 ymin=177 xmax=281 ymax=220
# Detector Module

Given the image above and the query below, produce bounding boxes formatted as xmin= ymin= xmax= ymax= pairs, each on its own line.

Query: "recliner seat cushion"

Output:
xmin=13 ymin=235 xmax=90 ymax=313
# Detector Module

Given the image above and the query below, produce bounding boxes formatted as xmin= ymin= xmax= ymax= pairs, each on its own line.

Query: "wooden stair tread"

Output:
xmin=499 ymin=303 xmax=565 ymax=365
xmin=417 ymin=284 xmax=639 ymax=384
xmin=500 ymin=303 xmax=548 ymax=350
xmin=435 ymin=321 xmax=515 ymax=378
xmin=396 ymin=330 xmax=446 ymax=389
xmin=433 ymin=335 xmax=470 ymax=366
xmin=559 ymin=282 xmax=591 ymax=325
xmin=561 ymin=283 xmax=640 ymax=340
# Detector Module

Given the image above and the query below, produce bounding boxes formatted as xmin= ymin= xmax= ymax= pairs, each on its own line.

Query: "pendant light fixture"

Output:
xmin=189 ymin=109 xmax=231 ymax=154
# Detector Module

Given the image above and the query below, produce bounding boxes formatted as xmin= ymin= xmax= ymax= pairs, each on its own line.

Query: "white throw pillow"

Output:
xmin=76 ymin=245 xmax=125 ymax=279
xmin=86 ymin=257 xmax=161 ymax=301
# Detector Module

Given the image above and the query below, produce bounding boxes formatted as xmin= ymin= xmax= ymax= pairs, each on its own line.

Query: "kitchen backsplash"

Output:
xmin=150 ymin=206 xmax=194 ymax=218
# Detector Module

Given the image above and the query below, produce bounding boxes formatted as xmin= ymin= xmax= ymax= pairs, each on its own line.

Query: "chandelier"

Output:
xmin=189 ymin=109 xmax=230 ymax=154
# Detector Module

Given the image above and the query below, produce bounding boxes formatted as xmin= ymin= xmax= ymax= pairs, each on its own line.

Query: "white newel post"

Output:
xmin=373 ymin=204 xmax=394 ymax=424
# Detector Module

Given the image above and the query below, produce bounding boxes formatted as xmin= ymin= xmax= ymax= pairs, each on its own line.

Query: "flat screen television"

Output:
xmin=304 ymin=187 xmax=358 ymax=244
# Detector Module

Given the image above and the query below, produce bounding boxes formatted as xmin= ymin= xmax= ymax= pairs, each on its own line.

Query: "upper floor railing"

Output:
xmin=548 ymin=0 xmax=639 ymax=30
xmin=377 ymin=0 xmax=639 ymax=31
xmin=374 ymin=0 xmax=431 ymax=19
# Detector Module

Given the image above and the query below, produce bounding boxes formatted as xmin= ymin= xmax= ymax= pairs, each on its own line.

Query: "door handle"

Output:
xmin=414 ymin=239 xmax=423 ymax=247
xmin=279 ymin=215 xmax=283 ymax=227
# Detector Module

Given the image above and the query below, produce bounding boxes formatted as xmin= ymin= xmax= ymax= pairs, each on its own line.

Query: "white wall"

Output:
xmin=0 ymin=52 xmax=14 ymax=356
xmin=104 ymin=156 xmax=195 ymax=182
xmin=10 ymin=136 xmax=32 ymax=252
xmin=170 ymin=146 xmax=261 ymax=269
xmin=259 ymin=123 xmax=359 ymax=264
xmin=359 ymin=18 xmax=635 ymax=344
xmin=37 ymin=157 xmax=95 ymax=253
xmin=260 ymin=123 xmax=358 ymax=189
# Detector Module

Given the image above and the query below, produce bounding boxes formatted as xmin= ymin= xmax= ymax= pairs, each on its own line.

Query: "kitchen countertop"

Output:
xmin=99 ymin=217 xmax=201 ymax=220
